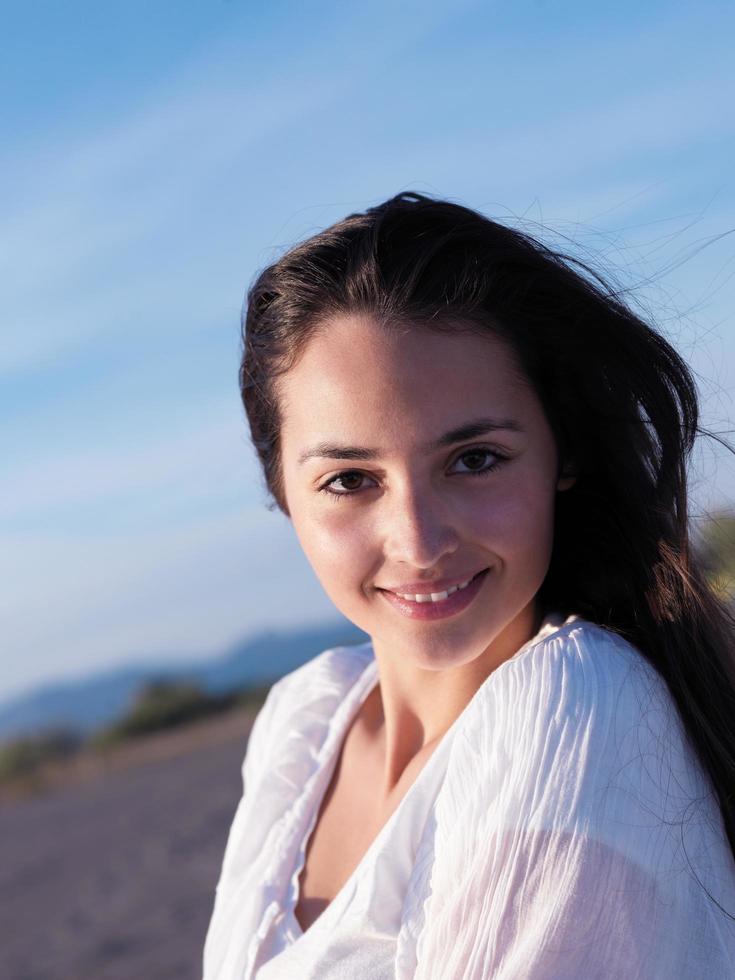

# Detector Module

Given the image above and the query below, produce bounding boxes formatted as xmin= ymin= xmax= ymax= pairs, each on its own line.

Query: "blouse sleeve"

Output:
xmin=412 ymin=626 xmax=735 ymax=980
xmin=240 ymin=683 xmax=281 ymax=799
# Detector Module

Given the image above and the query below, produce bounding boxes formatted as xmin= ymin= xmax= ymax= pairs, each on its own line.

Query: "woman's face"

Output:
xmin=278 ymin=314 xmax=574 ymax=672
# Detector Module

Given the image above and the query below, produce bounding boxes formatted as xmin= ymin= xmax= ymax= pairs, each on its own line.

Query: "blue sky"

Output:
xmin=2 ymin=0 xmax=735 ymax=702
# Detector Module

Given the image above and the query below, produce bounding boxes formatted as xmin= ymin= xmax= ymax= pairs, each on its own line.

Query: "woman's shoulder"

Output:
xmin=460 ymin=612 xmax=668 ymax=735
xmin=443 ymin=613 xmax=715 ymax=843
xmin=411 ymin=615 xmax=735 ymax=975
xmin=516 ymin=611 xmax=655 ymax=674
xmin=436 ymin=613 xmax=730 ymax=888
xmin=490 ymin=612 xmax=673 ymax=727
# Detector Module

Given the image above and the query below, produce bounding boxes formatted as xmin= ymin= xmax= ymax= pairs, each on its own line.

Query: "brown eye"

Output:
xmin=449 ymin=447 xmax=507 ymax=476
xmin=334 ymin=472 xmax=364 ymax=491
xmin=462 ymin=450 xmax=491 ymax=470
xmin=321 ymin=470 xmax=378 ymax=498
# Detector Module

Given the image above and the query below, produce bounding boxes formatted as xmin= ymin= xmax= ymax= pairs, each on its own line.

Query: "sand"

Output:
xmin=0 ymin=708 xmax=256 ymax=980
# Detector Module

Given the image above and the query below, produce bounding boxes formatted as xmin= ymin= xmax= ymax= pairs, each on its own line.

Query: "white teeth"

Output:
xmin=396 ymin=576 xmax=475 ymax=603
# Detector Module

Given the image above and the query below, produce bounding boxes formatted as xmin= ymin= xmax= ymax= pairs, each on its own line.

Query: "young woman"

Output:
xmin=203 ymin=192 xmax=735 ymax=979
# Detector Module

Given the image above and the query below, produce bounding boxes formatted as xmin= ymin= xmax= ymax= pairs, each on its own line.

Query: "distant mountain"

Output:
xmin=0 ymin=620 xmax=369 ymax=741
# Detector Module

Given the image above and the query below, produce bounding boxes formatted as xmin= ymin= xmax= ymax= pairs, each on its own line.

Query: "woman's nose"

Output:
xmin=381 ymin=483 xmax=459 ymax=569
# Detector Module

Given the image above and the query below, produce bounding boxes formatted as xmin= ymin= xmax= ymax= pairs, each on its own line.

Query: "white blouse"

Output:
xmin=203 ymin=613 xmax=735 ymax=979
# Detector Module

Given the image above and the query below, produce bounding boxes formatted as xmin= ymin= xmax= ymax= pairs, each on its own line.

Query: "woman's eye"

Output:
xmin=450 ymin=448 xmax=504 ymax=475
xmin=321 ymin=470 xmax=376 ymax=496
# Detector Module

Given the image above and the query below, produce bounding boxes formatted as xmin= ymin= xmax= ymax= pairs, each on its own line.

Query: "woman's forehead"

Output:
xmin=276 ymin=314 xmax=541 ymax=449
xmin=284 ymin=313 xmax=526 ymax=387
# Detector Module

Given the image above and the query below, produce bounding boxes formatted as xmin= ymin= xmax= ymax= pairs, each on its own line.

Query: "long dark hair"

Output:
xmin=239 ymin=191 xmax=735 ymax=887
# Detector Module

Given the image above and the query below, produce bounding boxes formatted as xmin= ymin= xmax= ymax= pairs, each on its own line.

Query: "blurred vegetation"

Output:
xmin=0 ymin=680 xmax=271 ymax=789
xmin=91 ymin=679 xmax=271 ymax=747
xmin=235 ymin=683 xmax=273 ymax=710
xmin=92 ymin=680 xmax=236 ymax=747
xmin=0 ymin=728 xmax=82 ymax=786
xmin=695 ymin=510 xmax=735 ymax=604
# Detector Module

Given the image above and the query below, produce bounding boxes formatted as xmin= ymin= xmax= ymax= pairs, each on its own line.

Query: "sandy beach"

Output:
xmin=0 ymin=709 xmax=256 ymax=980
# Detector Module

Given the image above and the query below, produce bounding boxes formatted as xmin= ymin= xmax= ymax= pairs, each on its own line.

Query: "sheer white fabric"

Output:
xmin=202 ymin=614 xmax=735 ymax=979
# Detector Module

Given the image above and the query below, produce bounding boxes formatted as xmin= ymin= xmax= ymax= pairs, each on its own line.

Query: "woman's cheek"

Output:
xmin=512 ymin=487 xmax=558 ymax=579
xmin=296 ymin=507 xmax=374 ymax=598
xmin=482 ymin=483 xmax=556 ymax=562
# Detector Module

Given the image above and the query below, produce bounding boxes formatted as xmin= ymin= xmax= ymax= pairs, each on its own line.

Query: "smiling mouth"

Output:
xmin=382 ymin=569 xmax=488 ymax=604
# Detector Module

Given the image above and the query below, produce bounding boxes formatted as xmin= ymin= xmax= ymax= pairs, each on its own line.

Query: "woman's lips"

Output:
xmin=377 ymin=568 xmax=489 ymax=621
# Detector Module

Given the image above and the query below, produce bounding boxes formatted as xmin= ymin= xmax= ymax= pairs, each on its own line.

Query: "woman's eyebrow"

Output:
xmin=298 ymin=444 xmax=376 ymax=465
xmin=434 ymin=417 xmax=523 ymax=447
xmin=297 ymin=417 xmax=523 ymax=465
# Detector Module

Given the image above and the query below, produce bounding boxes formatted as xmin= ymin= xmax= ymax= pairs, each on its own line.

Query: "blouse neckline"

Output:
xmin=285 ymin=654 xmax=445 ymax=941
xmin=284 ymin=654 xmax=379 ymax=938
xmin=281 ymin=610 xmax=574 ymax=943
